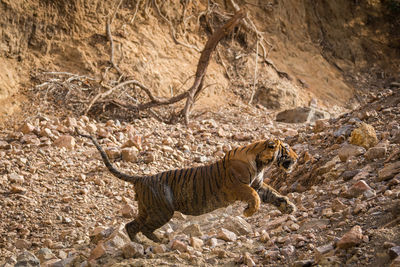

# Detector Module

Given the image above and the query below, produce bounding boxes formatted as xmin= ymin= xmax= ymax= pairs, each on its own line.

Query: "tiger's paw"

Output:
xmin=277 ymin=197 xmax=297 ymax=214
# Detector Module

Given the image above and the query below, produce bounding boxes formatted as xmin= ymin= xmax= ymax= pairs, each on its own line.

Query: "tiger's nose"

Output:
xmin=282 ymin=159 xmax=292 ymax=169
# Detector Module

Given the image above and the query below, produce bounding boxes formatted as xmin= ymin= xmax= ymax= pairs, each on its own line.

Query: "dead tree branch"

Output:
xmin=181 ymin=8 xmax=246 ymax=124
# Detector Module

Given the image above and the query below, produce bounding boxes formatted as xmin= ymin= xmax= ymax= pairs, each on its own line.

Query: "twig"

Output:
xmin=153 ymin=0 xmax=201 ymax=52
xmin=106 ymin=19 xmax=123 ymax=76
xmin=216 ymin=48 xmax=232 ymax=80
xmin=248 ymin=39 xmax=259 ymax=105
xmin=129 ymin=0 xmax=141 ymax=24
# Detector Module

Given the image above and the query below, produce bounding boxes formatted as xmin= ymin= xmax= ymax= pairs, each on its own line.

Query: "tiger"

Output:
xmin=79 ymin=133 xmax=298 ymax=243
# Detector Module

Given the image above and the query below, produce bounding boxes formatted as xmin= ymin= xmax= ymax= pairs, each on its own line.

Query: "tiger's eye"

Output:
xmin=267 ymin=141 xmax=276 ymax=148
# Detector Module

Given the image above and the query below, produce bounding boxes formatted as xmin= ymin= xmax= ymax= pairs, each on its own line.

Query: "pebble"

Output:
xmin=217 ymin=228 xmax=237 ymax=242
xmin=122 ymin=242 xmax=144 ymax=258
xmin=336 ymin=225 xmax=363 ymax=249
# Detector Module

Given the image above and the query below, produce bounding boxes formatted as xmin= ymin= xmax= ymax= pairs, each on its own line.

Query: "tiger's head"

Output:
xmin=254 ymin=139 xmax=298 ymax=173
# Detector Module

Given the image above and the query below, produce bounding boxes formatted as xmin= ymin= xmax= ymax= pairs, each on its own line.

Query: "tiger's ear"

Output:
xmin=267 ymin=140 xmax=276 ymax=149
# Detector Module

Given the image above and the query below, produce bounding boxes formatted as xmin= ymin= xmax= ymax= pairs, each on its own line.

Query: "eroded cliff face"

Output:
xmin=0 ymin=0 xmax=399 ymax=121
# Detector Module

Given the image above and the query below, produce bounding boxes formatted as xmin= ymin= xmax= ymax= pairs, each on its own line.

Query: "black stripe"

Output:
xmin=215 ymin=162 xmax=221 ymax=189
xmin=202 ymin=166 xmax=207 ymax=208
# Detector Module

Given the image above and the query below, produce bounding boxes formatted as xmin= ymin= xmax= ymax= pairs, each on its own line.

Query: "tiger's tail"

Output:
xmin=78 ymin=131 xmax=141 ymax=183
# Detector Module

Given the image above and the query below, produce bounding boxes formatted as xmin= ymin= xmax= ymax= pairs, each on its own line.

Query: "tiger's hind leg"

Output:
xmin=141 ymin=208 xmax=174 ymax=243
xmin=255 ymin=182 xmax=297 ymax=214
xmin=125 ymin=207 xmax=147 ymax=241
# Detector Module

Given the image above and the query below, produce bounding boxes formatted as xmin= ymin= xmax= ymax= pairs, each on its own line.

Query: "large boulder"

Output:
xmin=276 ymin=107 xmax=328 ymax=123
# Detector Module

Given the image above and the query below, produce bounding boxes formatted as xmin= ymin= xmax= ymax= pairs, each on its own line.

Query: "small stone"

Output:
xmin=338 ymin=144 xmax=366 ymax=162
xmin=120 ymin=204 xmax=135 ymax=218
xmin=171 ymin=239 xmax=188 ymax=252
xmin=66 ymin=117 xmax=77 ymax=127
xmin=15 ymin=239 xmax=32 ymax=249
xmin=105 ymin=147 xmax=120 ymax=160
xmin=8 ymin=173 xmax=24 ymax=184
xmin=378 ymin=161 xmax=400 ymax=181
xmin=314 ymin=243 xmax=334 ymax=262
xmin=259 ymin=230 xmax=270 ymax=242
xmin=15 ymin=251 xmax=40 ymax=267
xmin=86 ymin=123 xmax=98 ymax=134
xmin=242 ymin=252 xmax=256 ymax=266
xmin=224 ymin=216 xmax=253 ymax=235
xmin=331 ymin=198 xmax=347 ymax=212
xmin=389 ymin=246 xmax=400 ymax=260
xmin=217 ymin=228 xmax=237 ymax=242
xmin=182 ymin=224 xmax=203 ymax=237
xmin=20 ymin=122 xmax=35 ymax=134
xmin=153 ymin=244 xmax=166 ymax=254
xmin=365 ymin=146 xmax=386 ymax=161
xmin=206 ymin=237 xmax=218 ymax=247
xmin=10 ymin=185 xmax=26 ymax=194
xmin=122 ymin=242 xmax=144 ymax=258
xmin=344 ymin=180 xmax=374 ymax=198
xmin=390 ymin=256 xmax=400 ymax=267
xmin=350 ymin=123 xmax=378 ymax=149
xmin=97 ymin=128 xmax=110 ymax=138
xmin=342 ymin=170 xmax=359 ymax=181
xmin=121 ymin=147 xmax=139 ymax=162
xmin=36 ymin=248 xmax=55 ymax=263
xmin=144 ymin=152 xmax=156 ymax=163
xmin=314 ymin=119 xmax=330 ymax=133
xmin=53 ymin=135 xmax=76 ymax=150
xmin=337 ymin=225 xmax=363 ymax=249
xmin=90 ymin=226 xmax=114 ymax=244
xmin=190 ymin=237 xmax=204 ymax=250
xmin=89 ymin=243 xmax=106 ymax=260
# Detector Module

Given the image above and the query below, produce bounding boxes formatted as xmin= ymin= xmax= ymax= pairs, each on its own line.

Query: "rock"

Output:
xmin=344 ymin=180 xmax=375 ymax=198
xmin=314 ymin=243 xmax=335 ymax=262
xmin=336 ymin=225 xmax=363 ymax=249
xmin=389 ymin=246 xmax=400 ymax=260
xmin=20 ymin=122 xmax=35 ymax=134
xmin=378 ymin=161 xmax=400 ymax=181
xmin=365 ymin=146 xmax=386 ymax=161
xmin=259 ymin=230 xmax=270 ymax=242
xmin=86 ymin=123 xmax=98 ymax=134
xmin=120 ymin=204 xmax=135 ymax=218
xmin=121 ymin=147 xmax=139 ymax=162
xmin=105 ymin=147 xmax=120 ymax=160
xmin=242 ymin=252 xmax=256 ymax=266
xmin=8 ymin=173 xmax=24 ymax=184
xmin=190 ymin=237 xmax=204 ymax=250
xmin=171 ymin=239 xmax=188 ymax=252
xmin=313 ymin=119 xmax=330 ymax=133
xmin=349 ymin=123 xmax=378 ymax=149
xmin=15 ymin=239 xmax=32 ymax=249
xmin=342 ymin=170 xmax=360 ymax=181
xmin=122 ymin=242 xmax=144 ymax=258
xmin=254 ymin=83 xmax=299 ymax=110
xmin=90 ymin=226 xmax=114 ymax=244
xmin=0 ymin=140 xmax=11 ymax=149
xmin=153 ymin=244 xmax=166 ymax=254
xmin=36 ymin=248 xmax=56 ymax=263
xmin=10 ymin=185 xmax=27 ymax=194
xmin=144 ymin=152 xmax=156 ymax=163
xmin=276 ymin=107 xmax=327 ymax=123
xmin=331 ymin=198 xmax=347 ymax=212
xmin=206 ymin=237 xmax=218 ymax=247
xmin=89 ymin=243 xmax=106 ymax=260
xmin=292 ymin=260 xmax=314 ymax=267
xmin=182 ymin=224 xmax=203 ymax=237
xmin=224 ymin=216 xmax=253 ymax=236
xmin=338 ymin=144 xmax=366 ymax=162
xmin=53 ymin=135 xmax=76 ymax=150
xmin=15 ymin=251 xmax=40 ymax=267
xmin=390 ymin=256 xmax=400 ymax=267
xmin=217 ymin=228 xmax=237 ymax=242
xmin=334 ymin=125 xmax=353 ymax=138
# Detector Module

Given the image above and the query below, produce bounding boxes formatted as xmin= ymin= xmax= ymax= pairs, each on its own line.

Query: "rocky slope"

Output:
xmin=1 ymin=89 xmax=399 ymax=267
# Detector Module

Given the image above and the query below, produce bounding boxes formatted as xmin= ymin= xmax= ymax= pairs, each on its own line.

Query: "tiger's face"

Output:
xmin=255 ymin=139 xmax=298 ymax=173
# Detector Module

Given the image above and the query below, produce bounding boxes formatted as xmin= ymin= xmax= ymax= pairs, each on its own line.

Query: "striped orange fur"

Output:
xmin=81 ymin=135 xmax=298 ymax=243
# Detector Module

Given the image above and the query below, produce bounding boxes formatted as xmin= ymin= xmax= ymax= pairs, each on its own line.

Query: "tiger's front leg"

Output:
xmin=255 ymin=182 xmax=297 ymax=214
